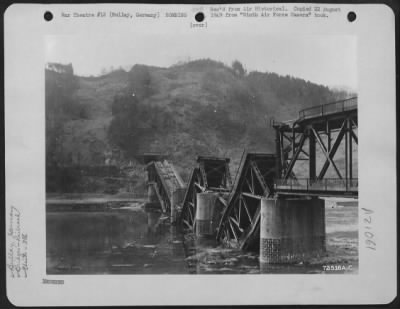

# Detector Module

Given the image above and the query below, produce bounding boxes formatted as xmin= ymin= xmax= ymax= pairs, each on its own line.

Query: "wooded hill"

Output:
xmin=45 ymin=60 xmax=354 ymax=192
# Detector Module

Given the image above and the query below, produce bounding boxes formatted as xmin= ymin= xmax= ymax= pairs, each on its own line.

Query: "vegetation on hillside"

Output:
xmin=45 ymin=59 xmax=355 ymax=193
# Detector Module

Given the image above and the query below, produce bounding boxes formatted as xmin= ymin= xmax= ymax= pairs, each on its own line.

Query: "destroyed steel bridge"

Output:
xmin=144 ymin=97 xmax=358 ymax=262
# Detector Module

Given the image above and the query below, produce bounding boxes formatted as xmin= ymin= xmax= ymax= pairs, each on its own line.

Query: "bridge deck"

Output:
xmin=153 ymin=161 xmax=184 ymax=194
xmin=274 ymin=97 xmax=358 ymax=132
xmin=146 ymin=160 xmax=186 ymax=213
xmin=298 ymin=97 xmax=357 ymax=122
xmin=275 ymin=178 xmax=358 ymax=198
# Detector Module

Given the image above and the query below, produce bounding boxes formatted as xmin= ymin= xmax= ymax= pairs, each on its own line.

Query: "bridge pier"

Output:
xmin=260 ymin=197 xmax=325 ymax=263
xmin=195 ymin=192 xmax=220 ymax=237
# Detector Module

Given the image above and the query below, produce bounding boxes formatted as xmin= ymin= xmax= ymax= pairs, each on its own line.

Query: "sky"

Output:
xmin=45 ymin=33 xmax=357 ymax=90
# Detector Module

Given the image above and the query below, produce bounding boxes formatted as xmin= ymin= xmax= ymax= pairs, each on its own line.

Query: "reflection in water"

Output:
xmin=146 ymin=210 xmax=162 ymax=236
xmin=47 ymin=207 xmax=188 ymax=274
xmin=46 ymin=203 xmax=358 ymax=274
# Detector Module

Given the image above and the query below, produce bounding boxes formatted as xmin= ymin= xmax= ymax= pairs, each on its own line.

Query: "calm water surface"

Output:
xmin=46 ymin=201 xmax=358 ymax=274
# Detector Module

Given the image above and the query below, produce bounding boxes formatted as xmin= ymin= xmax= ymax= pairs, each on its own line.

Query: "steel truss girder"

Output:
xmin=281 ymin=132 xmax=309 ymax=158
xmin=180 ymin=158 xmax=232 ymax=232
xmin=216 ymin=158 xmax=274 ymax=248
xmin=283 ymin=133 xmax=307 ymax=179
xmin=311 ymin=127 xmax=343 ymax=179
xmin=180 ymin=168 xmax=203 ymax=230
xmin=147 ymin=163 xmax=172 ymax=213
xmin=276 ymin=112 xmax=357 ymax=182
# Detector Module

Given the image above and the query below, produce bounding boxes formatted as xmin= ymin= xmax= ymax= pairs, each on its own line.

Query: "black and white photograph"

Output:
xmin=4 ymin=3 xmax=396 ymax=306
xmin=45 ymin=32 xmax=358 ymax=274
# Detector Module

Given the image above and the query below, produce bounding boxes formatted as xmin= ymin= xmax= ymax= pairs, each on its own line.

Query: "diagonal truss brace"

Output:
xmin=282 ymin=132 xmax=309 ymax=158
xmin=318 ymin=120 xmax=347 ymax=180
xmin=311 ymin=127 xmax=343 ymax=179
xmin=283 ymin=133 xmax=307 ymax=180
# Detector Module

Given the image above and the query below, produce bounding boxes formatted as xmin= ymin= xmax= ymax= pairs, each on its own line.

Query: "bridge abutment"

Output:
xmin=260 ymin=197 xmax=325 ymax=263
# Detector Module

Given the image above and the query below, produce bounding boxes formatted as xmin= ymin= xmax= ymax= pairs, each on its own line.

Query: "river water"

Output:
xmin=46 ymin=200 xmax=358 ymax=274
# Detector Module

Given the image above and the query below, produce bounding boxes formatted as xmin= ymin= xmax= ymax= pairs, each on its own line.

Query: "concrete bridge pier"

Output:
xmin=195 ymin=192 xmax=219 ymax=238
xmin=260 ymin=197 xmax=325 ymax=264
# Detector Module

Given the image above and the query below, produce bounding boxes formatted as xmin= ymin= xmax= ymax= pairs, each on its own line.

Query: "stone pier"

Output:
xmin=260 ymin=197 xmax=325 ymax=263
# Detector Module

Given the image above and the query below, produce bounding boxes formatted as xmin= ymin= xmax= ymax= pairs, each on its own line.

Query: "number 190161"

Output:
xmin=362 ymin=207 xmax=376 ymax=250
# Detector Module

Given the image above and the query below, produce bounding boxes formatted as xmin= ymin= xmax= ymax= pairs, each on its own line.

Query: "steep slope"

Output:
xmin=45 ymin=60 xmax=354 ymax=192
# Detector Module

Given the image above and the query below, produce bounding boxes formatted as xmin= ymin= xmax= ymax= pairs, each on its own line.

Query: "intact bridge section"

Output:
xmin=273 ymin=97 xmax=358 ymax=198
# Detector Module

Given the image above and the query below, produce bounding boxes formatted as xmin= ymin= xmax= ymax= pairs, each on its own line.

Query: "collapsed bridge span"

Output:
xmin=179 ymin=156 xmax=232 ymax=234
xmin=216 ymin=152 xmax=276 ymax=251
xmin=144 ymin=154 xmax=186 ymax=218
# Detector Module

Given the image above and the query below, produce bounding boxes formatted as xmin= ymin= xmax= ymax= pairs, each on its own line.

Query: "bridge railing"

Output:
xmin=275 ymin=178 xmax=358 ymax=192
xmin=299 ymin=97 xmax=358 ymax=120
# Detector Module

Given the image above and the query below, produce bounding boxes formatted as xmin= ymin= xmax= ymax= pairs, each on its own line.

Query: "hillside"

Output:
xmin=45 ymin=60 xmax=354 ymax=193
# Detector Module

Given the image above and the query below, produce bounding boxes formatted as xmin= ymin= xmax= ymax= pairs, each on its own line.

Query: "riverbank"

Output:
xmin=46 ymin=193 xmax=146 ymax=211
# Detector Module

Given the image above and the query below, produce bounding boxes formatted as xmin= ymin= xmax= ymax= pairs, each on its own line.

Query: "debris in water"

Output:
xmin=217 ymin=267 xmax=233 ymax=272
xmin=123 ymin=241 xmax=137 ymax=249
xmin=142 ymin=245 xmax=157 ymax=249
